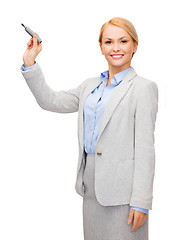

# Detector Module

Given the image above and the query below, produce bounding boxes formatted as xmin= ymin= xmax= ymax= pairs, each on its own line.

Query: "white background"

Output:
xmin=0 ymin=0 xmax=169 ymax=239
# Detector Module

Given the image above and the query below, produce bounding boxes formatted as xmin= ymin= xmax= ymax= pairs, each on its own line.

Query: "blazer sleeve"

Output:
xmin=20 ymin=63 xmax=87 ymax=113
xmin=129 ymin=81 xmax=159 ymax=210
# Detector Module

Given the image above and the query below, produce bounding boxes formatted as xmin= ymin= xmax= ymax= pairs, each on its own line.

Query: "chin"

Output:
xmin=109 ymin=62 xmax=127 ymax=68
xmin=108 ymin=58 xmax=131 ymax=68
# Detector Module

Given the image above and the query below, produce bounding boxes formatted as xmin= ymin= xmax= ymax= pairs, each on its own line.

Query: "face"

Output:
xmin=100 ymin=24 xmax=138 ymax=72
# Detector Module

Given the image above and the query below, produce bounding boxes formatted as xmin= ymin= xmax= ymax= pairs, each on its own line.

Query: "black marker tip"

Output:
xmin=21 ymin=23 xmax=25 ymax=28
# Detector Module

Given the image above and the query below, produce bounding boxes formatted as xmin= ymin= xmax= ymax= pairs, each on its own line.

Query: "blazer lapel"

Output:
xmin=78 ymin=67 xmax=137 ymax=152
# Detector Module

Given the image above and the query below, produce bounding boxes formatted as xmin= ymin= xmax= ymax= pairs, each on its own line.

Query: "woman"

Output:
xmin=21 ymin=17 xmax=158 ymax=240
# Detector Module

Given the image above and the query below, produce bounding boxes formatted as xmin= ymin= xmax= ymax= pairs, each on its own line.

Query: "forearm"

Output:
xmin=20 ymin=63 xmax=82 ymax=113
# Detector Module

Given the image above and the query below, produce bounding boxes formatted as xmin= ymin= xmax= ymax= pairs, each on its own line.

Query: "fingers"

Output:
xmin=33 ymin=32 xmax=42 ymax=49
xmin=130 ymin=211 xmax=147 ymax=232
xmin=34 ymin=32 xmax=41 ymax=43
xmin=127 ymin=209 xmax=139 ymax=232
xmin=27 ymin=32 xmax=39 ymax=47
xmin=34 ymin=31 xmax=39 ymax=37
xmin=27 ymin=32 xmax=40 ymax=46
xmin=27 ymin=38 xmax=32 ymax=47
xmin=131 ymin=215 xmax=139 ymax=232
xmin=33 ymin=35 xmax=37 ymax=48
xmin=127 ymin=209 xmax=134 ymax=225
xmin=26 ymin=31 xmax=42 ymax=58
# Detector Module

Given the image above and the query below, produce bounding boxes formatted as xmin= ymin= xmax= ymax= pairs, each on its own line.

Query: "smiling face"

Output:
xmin=100 ymin=24 xmax=138 ymax=73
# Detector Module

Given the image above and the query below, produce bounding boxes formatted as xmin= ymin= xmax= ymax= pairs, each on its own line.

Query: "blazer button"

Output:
xmin=97 ymin=152 xmax=102 ymax=156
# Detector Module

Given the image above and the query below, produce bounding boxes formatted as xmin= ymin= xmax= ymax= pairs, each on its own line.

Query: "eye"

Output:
xmin=105 ymin=40 xmax=128 ymax=44
xmin=105 ymin=41 xmax=112 ymax=44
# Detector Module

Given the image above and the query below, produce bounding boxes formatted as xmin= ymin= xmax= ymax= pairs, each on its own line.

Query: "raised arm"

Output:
xmin=21 ymin=32 xmax=86 ymax=113
xmin=21 ymin=63 xmax=85 ymax=113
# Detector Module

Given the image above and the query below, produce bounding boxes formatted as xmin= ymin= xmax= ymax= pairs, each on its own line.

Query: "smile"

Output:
xmin=111 ymin=54 xmax=124 ymax=59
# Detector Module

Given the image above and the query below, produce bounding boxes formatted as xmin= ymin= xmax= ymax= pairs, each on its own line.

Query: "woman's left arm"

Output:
xmin=130 ymin=81 xmax=159 ymax=210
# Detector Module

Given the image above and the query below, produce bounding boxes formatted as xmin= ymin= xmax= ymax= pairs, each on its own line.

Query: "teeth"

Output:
xmin=112 ymin=55 xmax=123 ymax=58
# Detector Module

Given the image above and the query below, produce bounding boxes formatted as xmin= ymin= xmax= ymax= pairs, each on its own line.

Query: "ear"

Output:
xmin=133 ymin=41 xmax=138 ymax=54
xmin=99 ymin=43 xmax=104 ymax=55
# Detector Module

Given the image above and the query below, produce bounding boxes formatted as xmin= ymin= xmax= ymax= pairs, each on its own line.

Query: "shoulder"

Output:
xmin=85 ymin=76 xmax=100 ymax=84
xmin=79 ymin=76 xmax=100 ymax=89
xmin=132 ymin=74 xmax=158 ymax=97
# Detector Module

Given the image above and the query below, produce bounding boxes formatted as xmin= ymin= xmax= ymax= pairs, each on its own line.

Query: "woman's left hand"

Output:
xmin=127 ymin=209 xmax=147 ymax=232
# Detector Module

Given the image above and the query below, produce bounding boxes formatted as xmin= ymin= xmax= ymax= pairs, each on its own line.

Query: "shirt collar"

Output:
xmin=100 ymin=66 xmax=133 ymax=86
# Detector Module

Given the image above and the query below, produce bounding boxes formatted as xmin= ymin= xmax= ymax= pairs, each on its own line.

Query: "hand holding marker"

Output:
xmin=21 ymin=23 xmax=42 ymax=43
xmin=22 ymin=23 xmax=42 ymax=67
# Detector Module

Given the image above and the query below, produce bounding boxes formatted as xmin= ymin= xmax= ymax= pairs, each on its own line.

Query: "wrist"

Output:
xmin=24 ymin=59 xmax=35 ymax=67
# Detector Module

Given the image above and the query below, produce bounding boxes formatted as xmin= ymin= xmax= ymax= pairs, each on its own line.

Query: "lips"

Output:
xmin=111 ymin=54 xmax=124 ymax=59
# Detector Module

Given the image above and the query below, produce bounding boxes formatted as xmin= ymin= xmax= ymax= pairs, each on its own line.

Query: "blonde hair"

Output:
xmin=98 ymin=17 xmax=138 ymax=58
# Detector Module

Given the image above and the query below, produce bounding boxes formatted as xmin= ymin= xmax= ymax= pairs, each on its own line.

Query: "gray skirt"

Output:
xmin=82 ymin=153 xmax=149 ymax=240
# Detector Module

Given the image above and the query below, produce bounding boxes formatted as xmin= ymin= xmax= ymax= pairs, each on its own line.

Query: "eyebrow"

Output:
xmin=104 ymin=36 xmax=128 ymax=40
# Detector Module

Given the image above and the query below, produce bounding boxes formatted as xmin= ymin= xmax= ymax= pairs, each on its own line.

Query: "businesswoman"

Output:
xmin=21 ymin=17 xmax=158 ymax=240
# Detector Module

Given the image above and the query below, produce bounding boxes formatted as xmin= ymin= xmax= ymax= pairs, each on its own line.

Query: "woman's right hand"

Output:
xmin=23 ymin=32 xmax=42 ymax=67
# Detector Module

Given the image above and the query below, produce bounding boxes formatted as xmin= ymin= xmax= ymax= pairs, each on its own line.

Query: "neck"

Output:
xmin=108 ymin=63 xmax=131 ymax=82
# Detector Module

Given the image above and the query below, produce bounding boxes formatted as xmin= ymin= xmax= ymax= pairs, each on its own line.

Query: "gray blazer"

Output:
xmin=21 ymin=64 xmax=158 ymax=210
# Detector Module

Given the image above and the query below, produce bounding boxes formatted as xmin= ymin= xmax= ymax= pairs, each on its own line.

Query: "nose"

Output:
xmin=112 ymin=43 xmax=120 ymax=52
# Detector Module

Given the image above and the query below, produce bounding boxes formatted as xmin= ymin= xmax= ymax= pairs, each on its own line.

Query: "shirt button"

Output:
xmin=97 ymin=152 xmax=102 ymax=156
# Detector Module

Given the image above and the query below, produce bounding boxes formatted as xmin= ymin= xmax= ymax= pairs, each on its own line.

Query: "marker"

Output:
xmin=21 ymin=23 xmax=42 ymax=43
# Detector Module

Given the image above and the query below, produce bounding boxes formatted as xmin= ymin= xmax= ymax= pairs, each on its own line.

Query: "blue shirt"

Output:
xmin=21 ymin=62 xmax=37 ymax=71
xmin=83 ymin=68 xmax=128 ymax=154
xmin=21 ymin=62 xmax=148 ymax=214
